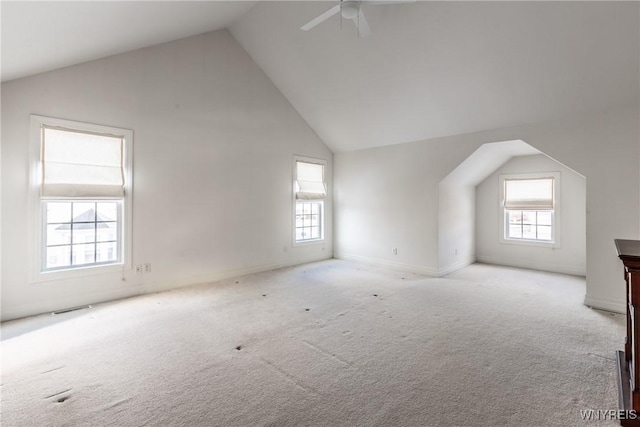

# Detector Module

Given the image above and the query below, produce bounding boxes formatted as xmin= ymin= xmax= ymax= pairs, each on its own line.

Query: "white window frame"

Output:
xmin=29 ymin=115 xmax=133 ymax=282
xmin=292 ymin=156 xmax=326 ymax=246
xmin=499 ymin=172 xmax=560 ymax=248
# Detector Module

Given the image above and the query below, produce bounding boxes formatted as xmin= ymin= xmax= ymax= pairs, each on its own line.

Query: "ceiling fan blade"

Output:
xmin=363 ymin=0 xmax=416 ymax=5
xmin=356 ymin=9 xmax=371 ymax=37
xmin=300 ymin=4 xmax=341 ymax=31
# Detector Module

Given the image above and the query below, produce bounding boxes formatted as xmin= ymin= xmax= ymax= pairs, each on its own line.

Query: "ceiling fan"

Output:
xmin=300 ymin=0 xmax=415 ymax=38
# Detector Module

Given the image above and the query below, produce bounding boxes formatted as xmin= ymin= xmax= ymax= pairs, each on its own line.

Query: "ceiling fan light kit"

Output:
xmin=300 ymin=0 xmax=415 ymax=38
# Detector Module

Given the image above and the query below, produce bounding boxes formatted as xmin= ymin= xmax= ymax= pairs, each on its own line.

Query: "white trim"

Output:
xmin=438 ymin=256 xmax=476 ymax=277
xmin=334 ymin=252 xmax=438 ymax=277
xmin=292 ymin=155 xmax=327 ymax=247
xmin=476 ymin=255 xmax=585 ymax=276
xmin=1 ymin=254 xmax=332 ymax=322
xmin=29 ymin=115 xmax=133 ymax=283
xmin=499 ymin=171 xmax=561 ymax=248
xmin=583 ymin=295 xmax=625 ymax=314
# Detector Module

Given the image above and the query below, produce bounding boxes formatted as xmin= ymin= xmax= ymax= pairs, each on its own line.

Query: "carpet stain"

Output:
xmin=305 ymin=308 xmax=310 ymax=312
xmin=301 ymin=340 xmax=351 ymax=366
xmin=373 ymin=294 xmax=378 ymax=297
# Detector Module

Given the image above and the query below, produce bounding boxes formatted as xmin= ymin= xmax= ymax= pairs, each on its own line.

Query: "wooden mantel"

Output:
xmin=614 ymin=239 xmax=640 ymax=426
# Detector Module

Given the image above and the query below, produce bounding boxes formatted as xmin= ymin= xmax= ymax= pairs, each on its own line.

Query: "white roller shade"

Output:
xmin=42 ymin=126 xmax=125 ymax=197
xmin=296 ymin=161 xmax=326 ymax=200
xmin=504 ymin=178 xmax=554 ymax=210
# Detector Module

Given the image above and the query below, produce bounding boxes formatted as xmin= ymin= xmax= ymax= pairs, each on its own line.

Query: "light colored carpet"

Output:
xmin=0 ymin=260 xmax=624 ymax=426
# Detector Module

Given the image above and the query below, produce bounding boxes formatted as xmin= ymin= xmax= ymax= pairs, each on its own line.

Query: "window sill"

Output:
xmin=31 ymin=262 xmax=128 ymax=284
xmin=500 ymin=238 xmax=558 ymax=248
xmin=293 ymin=238 xmax=325 ymax=247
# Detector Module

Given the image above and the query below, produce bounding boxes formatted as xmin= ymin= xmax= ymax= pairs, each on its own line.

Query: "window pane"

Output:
xmin=47 ymin=202 xmax=71 ymax=223
xmin=96 ymin=242 xmax=117 ymax=263
xmin=97 ymin=222 xmax=117 ymax=242
xmin=506 ymin=208 xmax=553 ymax=242
xmin=97 ymin=202 xmax=118 ymax=221
xmin=295 ymin=202 xmax=322 ymax=243
xmin=507 ymin=211 xmax=521 ymax=224
xmin=73 ymin=202 xmax=96 ymax=222
xmin=537 ymin=211 xmax=552 ymax=226
xmin=508 ymin=224 xmax=522 ymax=238
xmin=537 ymin=225 xmax=552 ymax=240
xmin=521 ymin=211 xmax=536 ymax=224
xmin=522 ymin=225 xmax=536 ymax=239
xmin=72 ymin=243 xmax=95 ymax=266
xmin=72 ymin=223 xmax=95 ymax=244
xmin=46 ymin=246 xmax=71 ymax=269
xmin=47 ymin=224 xmax=71 ymax=246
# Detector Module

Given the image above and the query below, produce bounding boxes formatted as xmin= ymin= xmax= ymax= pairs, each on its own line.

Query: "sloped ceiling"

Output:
xmin=230 ymin=1 xmax=639 ymax=152
xmin=440 ymin=140 xmax=542 ymax=187
xmin=2 ymin=2 xmax=638 ymax=154
xmin=1 ymin=1 xmax=257 ymax=82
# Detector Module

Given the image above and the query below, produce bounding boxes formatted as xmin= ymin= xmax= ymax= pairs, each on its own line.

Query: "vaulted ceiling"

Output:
xmin=1 ymin=1 xmax=257 ymax=82
xmin=3 ymin=1 xmax=639 ymax=153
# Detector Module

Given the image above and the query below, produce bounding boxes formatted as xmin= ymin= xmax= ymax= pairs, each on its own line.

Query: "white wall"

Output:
xmin=1 ymin=30 xmax=333 ymax=321
xmin=438 ymin=185 xmax=475 ymax=275
xmin=334 ymin=137 xmax=485 ymax=275
xmin=476 ymin=154 xmax=586 ymax=276
xmin=335 ymin=108 xmax=639 ymax=313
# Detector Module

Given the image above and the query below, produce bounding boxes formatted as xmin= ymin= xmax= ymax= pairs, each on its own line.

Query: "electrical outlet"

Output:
xmin=135 ymin=265 xmax=143 ymax=274
xmin=144 ymin=263 xmax=151 ymax=273
xmin=392 ymin=248 xmax=398 ymax=255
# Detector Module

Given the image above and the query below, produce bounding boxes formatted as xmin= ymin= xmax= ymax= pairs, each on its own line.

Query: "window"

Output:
xmin=502 ymin=176 xmax=556 ymax=243
xmin=44 ymin=201 xmax=120 ymax=270
xmin=31 ymin=116 xmax=132 ymax=278
xmin=294 ymin=158 xmax=326 ymax=243
xmin=296 ymin=201 xmax=322 ymax=241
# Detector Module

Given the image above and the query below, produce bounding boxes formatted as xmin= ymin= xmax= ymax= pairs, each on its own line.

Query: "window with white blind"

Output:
xmin=31 ymin=115 xmax=132 ymax=278
xmin=501 ymin=174 xmax=558 ymax=244
xmin=293 ymin=157 xmax=326 ymax=243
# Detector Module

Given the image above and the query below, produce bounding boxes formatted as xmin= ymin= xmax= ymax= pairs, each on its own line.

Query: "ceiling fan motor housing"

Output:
xmin=341 ymin=1 xmax=360 ymax=19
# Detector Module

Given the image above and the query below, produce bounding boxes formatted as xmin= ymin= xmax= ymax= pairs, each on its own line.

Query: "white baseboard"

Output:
xmin=140 ymin=254 xmax=333 ymax=295
xmin=476 ymin=255 xmax=586 ymax=277
xmin=334 ymin=252 xmax=438 ymax=277
xmin=583 ymin=295 xmax=625 ymax=314
xmin=438 ymin=257 xmax=476 ymax=277
xmin=1 ymin=254 xmax=332 ymax=321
